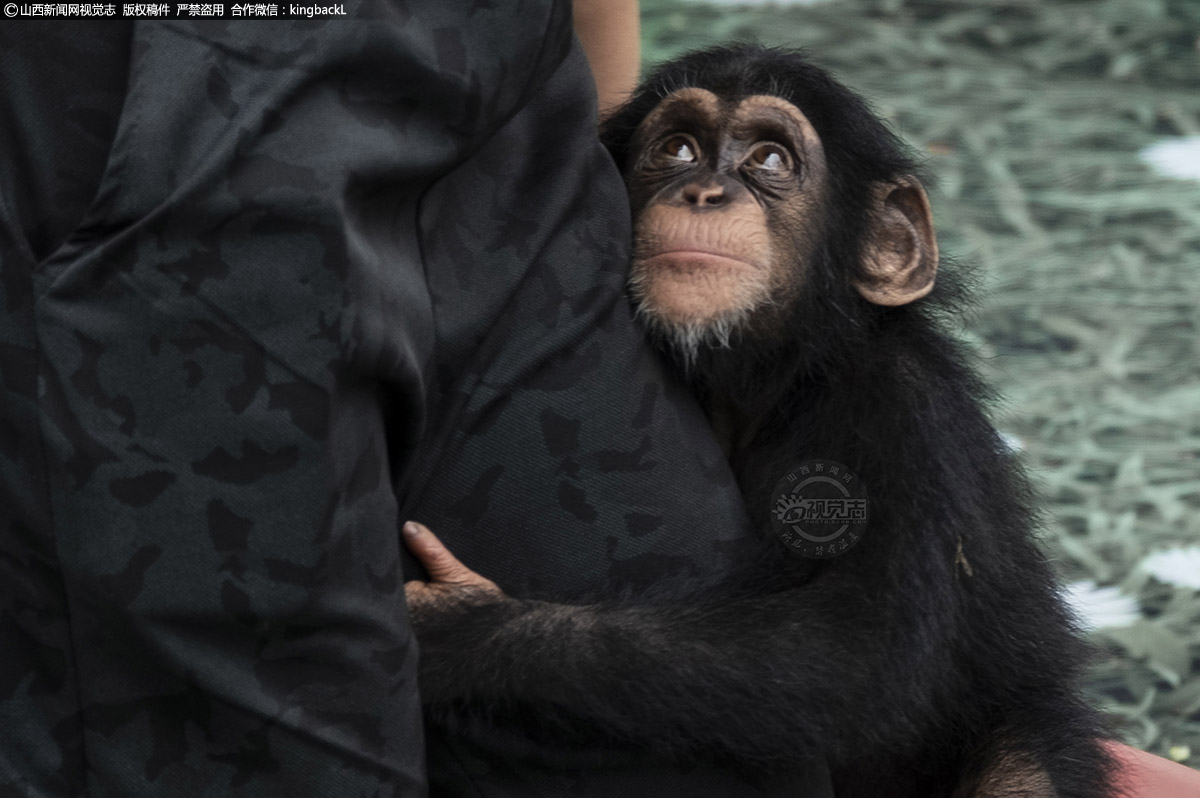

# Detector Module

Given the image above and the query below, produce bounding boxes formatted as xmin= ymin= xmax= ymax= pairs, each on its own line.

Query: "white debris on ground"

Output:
xmin=1140 ymin=136 xmax=1200 ymax=181
xmin=1062 ymin=580 xmax=1142 ymax=631
xmin=998 ymin=431 xmax=1024 ymax=454
xmin=1140 ymin=546 xmax=1200 ymax=591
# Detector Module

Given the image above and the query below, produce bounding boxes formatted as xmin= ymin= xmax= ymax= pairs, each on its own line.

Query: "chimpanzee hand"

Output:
xmin=402 ymin=521 xmax=506 ymax=614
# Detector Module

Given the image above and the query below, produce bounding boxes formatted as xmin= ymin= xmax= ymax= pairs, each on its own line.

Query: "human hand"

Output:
xmin=402 ymin=521 xmax=505 ymax=614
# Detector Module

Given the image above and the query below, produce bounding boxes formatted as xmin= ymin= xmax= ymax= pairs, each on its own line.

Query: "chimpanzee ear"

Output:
xmin=855 ymin=177 xmax=938 ymax=306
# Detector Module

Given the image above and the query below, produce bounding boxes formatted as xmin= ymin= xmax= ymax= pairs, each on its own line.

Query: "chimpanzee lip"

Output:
xmin=642 ymin=250 xmax=763 ymax=271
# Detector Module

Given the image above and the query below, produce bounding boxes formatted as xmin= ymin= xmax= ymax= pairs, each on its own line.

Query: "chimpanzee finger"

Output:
xmin=402 ymin=521 xmax=504 ymax=595
xmin=402 ymin=521 xmax=467 ymax=582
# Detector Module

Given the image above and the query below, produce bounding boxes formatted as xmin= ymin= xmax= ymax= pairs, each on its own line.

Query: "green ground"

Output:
xmin=640 ymin=0 xmax=1200 ymax=767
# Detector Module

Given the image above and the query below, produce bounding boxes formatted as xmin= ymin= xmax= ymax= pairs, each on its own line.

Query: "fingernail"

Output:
xmin=403 ymin=522 xmax=421 ymax=537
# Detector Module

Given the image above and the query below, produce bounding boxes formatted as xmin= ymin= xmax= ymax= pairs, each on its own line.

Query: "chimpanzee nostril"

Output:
xmin=683 ymin=184 xmax=725 ymax=207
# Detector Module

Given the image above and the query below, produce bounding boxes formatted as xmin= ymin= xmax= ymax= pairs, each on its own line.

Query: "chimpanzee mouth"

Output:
xmin=641 ymin=250 xmax=763 ymax=272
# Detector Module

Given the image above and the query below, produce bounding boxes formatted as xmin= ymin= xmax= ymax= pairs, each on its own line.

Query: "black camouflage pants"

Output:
xmin=1 ymin=8 xmax=824 ymax=798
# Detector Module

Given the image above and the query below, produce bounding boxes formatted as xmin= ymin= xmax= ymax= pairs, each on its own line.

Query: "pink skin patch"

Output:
xmin=636 ymin=250 xmax=771 ymax=324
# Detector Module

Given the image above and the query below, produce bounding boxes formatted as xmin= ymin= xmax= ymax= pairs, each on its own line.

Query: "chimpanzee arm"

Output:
xmin=412 ymin=562 xmax=958 ymax=771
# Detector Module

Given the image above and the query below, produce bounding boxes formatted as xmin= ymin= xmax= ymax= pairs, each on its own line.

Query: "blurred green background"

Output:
xmin=639 ymin=0 xmax=1200 ymax=768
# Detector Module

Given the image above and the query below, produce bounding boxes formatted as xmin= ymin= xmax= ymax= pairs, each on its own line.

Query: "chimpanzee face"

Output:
xmin=621 ymin=87 xmax=938 ymax=362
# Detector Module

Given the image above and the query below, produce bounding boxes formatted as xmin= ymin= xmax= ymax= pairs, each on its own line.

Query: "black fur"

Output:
xmin=416 ymin=45 xmax=1117 ymax=798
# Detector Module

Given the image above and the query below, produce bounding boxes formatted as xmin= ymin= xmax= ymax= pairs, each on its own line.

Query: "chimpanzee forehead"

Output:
xmin=635 ymin=88 xmax=822 ymax=148
xmin=633 ymin=88 xmax=721 ymax=137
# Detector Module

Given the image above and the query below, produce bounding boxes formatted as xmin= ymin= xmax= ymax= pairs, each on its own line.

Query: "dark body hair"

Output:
xmin=599 ymin=44 xmax=1115 ymax=797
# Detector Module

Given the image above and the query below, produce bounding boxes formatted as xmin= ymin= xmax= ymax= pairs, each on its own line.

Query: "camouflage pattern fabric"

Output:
xmin=0 ymin=7 xmax=828 ymax=798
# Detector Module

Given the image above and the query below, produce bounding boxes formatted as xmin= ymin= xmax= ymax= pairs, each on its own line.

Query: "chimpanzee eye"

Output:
xmin=660 ymin=135 xmax=698 ymax=163
xmin=747 ymin=143 xmax=791 ymax=172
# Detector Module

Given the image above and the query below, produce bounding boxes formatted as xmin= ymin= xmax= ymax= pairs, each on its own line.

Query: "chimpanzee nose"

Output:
xmin=682 ymin=184 xmax=726 ymax=207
